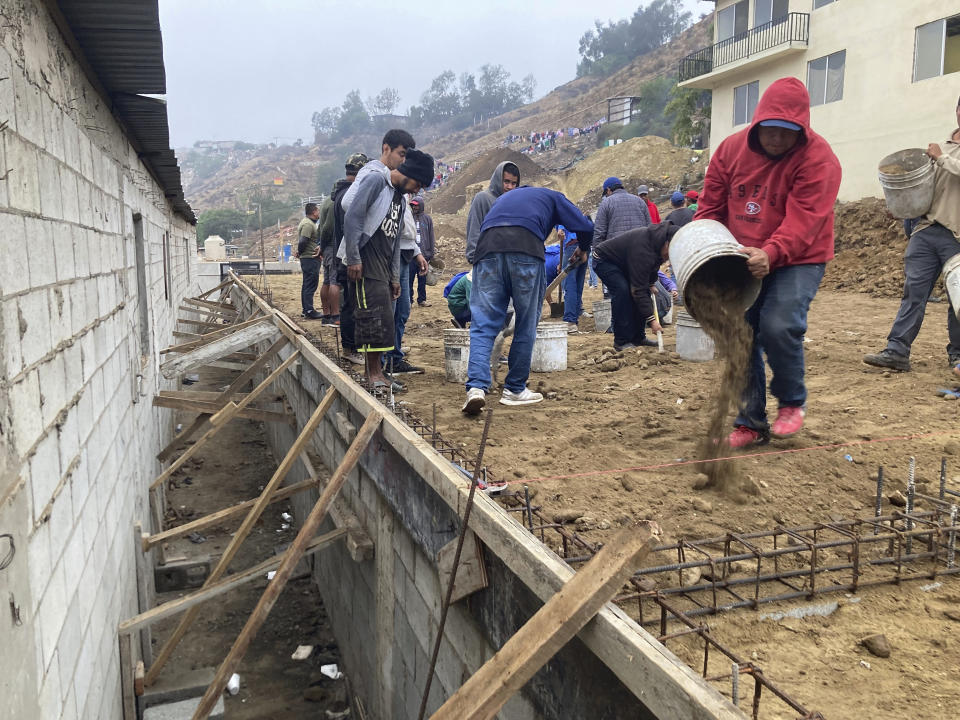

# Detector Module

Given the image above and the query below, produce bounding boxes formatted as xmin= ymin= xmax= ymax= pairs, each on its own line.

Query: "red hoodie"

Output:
xmin=695 ymin=77 xmax=842 ymax=270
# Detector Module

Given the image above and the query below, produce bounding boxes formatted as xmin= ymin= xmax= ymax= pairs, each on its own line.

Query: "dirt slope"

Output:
xmin=429 ymin=149 xmax=548 ymax=214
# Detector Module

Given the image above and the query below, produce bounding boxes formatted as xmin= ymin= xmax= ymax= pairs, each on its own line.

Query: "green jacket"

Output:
xmin=446 ymin=275 xmax=471 ymax=316
xmin=318 ymin=195 xmax=336 ymax=254
xmin=297 ymin=216 xmax=319 ymax=258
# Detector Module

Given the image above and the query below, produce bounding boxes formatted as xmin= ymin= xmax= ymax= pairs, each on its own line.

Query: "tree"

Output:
xmin=196 ymin=208 xmax=246 ymax=244
xmin=370 ymin=87 xmax=401 ymax=115
xmin=335 ymin=90 xmax=370 ymax=138
xmin=666 ymin=85 xmax=712 ymax=147
xmin=312 ymin=107 xmax=341 ymax=142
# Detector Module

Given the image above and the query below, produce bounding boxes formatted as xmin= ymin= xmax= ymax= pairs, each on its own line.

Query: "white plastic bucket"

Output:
xmin=675 ymin=310 xmax=715 ymax=362
xmin=878 ymin=148 xmax=935 ymax=219
xmin=593 ymin=299 xmax=612 ymax=333
xmin=944 ymin=254 xmax=960 ymax=321
xmin=530 ymin=321 xmax=567 ymax=372
xmin=669 ymin=219 xmax=761 ymax=323
xmin=443 ymin=328 xmax=470 ymax=383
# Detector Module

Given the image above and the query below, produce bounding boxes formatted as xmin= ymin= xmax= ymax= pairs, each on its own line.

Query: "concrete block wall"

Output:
xmin=0 ymin=2 xmax=198 ymax=719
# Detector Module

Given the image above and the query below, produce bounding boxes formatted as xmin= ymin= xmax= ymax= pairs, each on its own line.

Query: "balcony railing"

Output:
xmin=679 ymin=12 xmax=810 ymax=82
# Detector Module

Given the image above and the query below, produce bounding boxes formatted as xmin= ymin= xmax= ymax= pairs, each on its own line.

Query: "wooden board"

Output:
xmin=437 ymin=531 xmax=488 ymax=604
xmin=160 ymin=322 xmax=280 ymax=379
xmin=152 ymin=395 xmax=290 ymax=424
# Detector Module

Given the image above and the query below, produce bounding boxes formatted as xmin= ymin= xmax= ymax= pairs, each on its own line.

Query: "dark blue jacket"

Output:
xmin=480 ymin=187 xmax=594 ymax=252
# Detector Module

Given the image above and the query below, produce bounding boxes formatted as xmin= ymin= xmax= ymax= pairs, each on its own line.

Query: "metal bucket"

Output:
xmin=944 ymin=254 xmax=960 ymax=320
xmin=593 ymin=299 xmax=612 ymax=333
xmin=878 ymin=148 xmax=935 ymax=219
xmin=443 ymin=328 xmax=470 ymax=383
xmin=530 ymin=321 xmax=567 ymax=372
xmin=675 ymin=310 xmax=715 ymax=362
xmin=669 ymin=219 xmax=761 ymax=323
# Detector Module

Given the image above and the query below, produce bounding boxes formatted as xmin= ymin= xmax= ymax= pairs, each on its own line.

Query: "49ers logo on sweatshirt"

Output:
xmin=745 ymin=201 xmax=762 ymax=215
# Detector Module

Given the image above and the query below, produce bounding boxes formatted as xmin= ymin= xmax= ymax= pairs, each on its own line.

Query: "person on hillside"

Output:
xmin=696 ymin=76 xmax=842 ymax=447
xmin=664 ymin=190 xmax=694 ymax=227
xmin=637 ymin=185 xmax=661 ymax=224
xmin=557 ymin=225 xmax=586 ymax=334
xmin=341 ymin=144 xmax=434 ymax=390
xmin=465 ymin=161 xmax=520 ymax=264
xmin=445 ymin=270 xmax=472 ymax=328
xmin=410 ymin=195 xmax=435 ymax=307
xmin=593 ymin=177 xmax=651 ymax=245
xmin=864 ymin=95 xmax=960 ymax=378
xmin=318 ymin=153 xmax=369 ymax=327
xmin=685 ymin=190 xmax=699 ymax=213
xmin=294 ymin=202 xmax=322 ymax=319
xmin=462 ymin=186 xmax=593 ymax=414
xmin=331 ymin=153 xmax=370 ymax=364
xmin=593 ymin=223 xmax=680 ymax=351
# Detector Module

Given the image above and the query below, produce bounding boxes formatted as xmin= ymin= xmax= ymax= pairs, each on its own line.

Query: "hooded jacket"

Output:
xmin=340 ymin=160 xmax=404 ymax=282
xmin=695 ymin=77 xmax=842 ymax=270
xmin=319 ymin=178 xmax=350 ymax=254
xmin=411 ymin=196 xmax=435 ymax=261
xmin=465 ymin=161 xmax=519 ymax=263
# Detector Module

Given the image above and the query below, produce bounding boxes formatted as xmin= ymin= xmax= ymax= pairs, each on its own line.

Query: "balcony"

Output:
xmin=679 ymin=12 xmax=810 ymax=85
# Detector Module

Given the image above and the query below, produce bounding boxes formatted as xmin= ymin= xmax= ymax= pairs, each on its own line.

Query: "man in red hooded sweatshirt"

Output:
xmin=696 ymin=77 xmax=842 ymax=448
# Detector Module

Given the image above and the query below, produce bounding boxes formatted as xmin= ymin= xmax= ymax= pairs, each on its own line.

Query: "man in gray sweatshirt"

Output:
xmin=465 ymin=161 xmax=520 ymax=264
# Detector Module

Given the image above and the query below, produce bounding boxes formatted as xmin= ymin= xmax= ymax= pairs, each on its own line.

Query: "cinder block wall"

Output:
xmin=0 ymin=2 xmax=197 ymax=719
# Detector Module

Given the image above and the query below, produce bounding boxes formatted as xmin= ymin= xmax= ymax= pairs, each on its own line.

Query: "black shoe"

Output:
xmin=389 ymin=359 xmax=424 ymax=375
xmin=863 ymin=349 xmax=910 ymax=371
xmin=638 ymin=337 xmax=659 ymax=347
xmin=302 ymin=310 xmax=322 ymax=320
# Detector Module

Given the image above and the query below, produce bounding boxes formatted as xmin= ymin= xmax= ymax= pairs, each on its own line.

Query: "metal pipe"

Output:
xmin=874 ymin=466 xmax=884 ymax=534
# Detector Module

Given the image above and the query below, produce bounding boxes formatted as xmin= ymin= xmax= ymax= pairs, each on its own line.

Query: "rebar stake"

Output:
xmin=940 ymin=456 xmax=947 ymax=500
xmin=949 ymin=505 xmax=958 ymax=568
xmin=731 ymin=663 xmax=740 ymax=706
xmin=874 ymin=466 xmax=884 ymax=535
xmin=906 ymin=457 xmax=916 ymax=555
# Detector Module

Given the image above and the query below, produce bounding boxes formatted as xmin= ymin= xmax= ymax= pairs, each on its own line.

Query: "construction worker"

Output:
xmin=294 ymin=203 xmax=322 ymax=319
xmin=637 ymin=184 xmax=661 ymax=224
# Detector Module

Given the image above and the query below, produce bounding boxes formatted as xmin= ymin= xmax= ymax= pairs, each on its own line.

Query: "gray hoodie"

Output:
xmin=465 ymin=161 xmax=519 ymax=264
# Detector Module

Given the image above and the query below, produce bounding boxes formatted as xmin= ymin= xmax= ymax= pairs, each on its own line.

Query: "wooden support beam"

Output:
xmin=191 ymin=412 xmax=382 ymax=720
xmin=157 ymin=390 xmax=283 ymax=403
xmin=146 ymin=386 xmax=338 ymax=686
xmin=299 ymin=452 xmax=374 ymax=562
xmin=160 ymin=316 xmax=272 ymax=355
xmin=121 ymin=529 xmax=346 ymax=634
xmin=197 ymin=277 xmax=234 ymax=300
xmin=183 ymin=297 xmax=238 ymax=312
xmin=160 ymin=322 xmax=279 ymax=379
xmin=205 ymin=359 xmax=250 ymax=372
xmin=430 ymin=523 xmax=660 ymax=720
xmin=119 ymin=633 xmax=136 ymax=720
xmin=179 ymin=302 xmax=238 ymax=315
xmin=152 ymin=395 xmax=291 ymax=424
xmin=141 ymin=479 xmax=314 ymax=551
xmin=156 ymin=337 xmax=289 ymax=463
xmin=176 ymin=317 xmax=233 ymax=330
xmin=150 ymin=350 xmax=301 ymax=490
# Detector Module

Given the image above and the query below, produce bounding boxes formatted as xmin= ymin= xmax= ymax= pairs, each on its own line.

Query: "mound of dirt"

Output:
xmin=429 ymin=148 xmax=546 ymax=214
xmin=560 ymin=136 xmax=704 ymax=212
xmin=824 ymin=197 xmax=916 ymax=298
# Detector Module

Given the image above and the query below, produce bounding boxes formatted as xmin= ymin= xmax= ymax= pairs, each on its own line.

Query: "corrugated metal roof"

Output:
xmin=57 ymin=1 xmax=194 ymax=223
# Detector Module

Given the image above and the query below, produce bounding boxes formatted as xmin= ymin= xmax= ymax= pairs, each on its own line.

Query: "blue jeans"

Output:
xmin=592 ymin=257 xmax=636 ymax=347
xmin=409 ymin=258 xmax=428 ymax=305
xmin=561 ymin=244 xmax=586 ymax=323
xmin=384 ymin=268 xmax=411 ymax=365
xmin=467 ymin=252 xmax=545 ymax=394
xmin=299 ymin=257 xmax=320 ymax=313
xmin=735 ymin=263 xmax=825 ymax=432
xmin=587 ymin=253 xmax=598 ymax=288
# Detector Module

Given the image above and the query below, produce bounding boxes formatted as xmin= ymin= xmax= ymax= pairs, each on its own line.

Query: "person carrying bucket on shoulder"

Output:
xmin=695 ymin=77 xmax=842 ymax=448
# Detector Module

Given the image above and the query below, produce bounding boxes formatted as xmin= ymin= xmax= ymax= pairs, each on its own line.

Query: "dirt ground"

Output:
xmin=268 ymin=256 xmax=960 ymax=718
xmin=151 ymin=368 xmax=350 ymax=718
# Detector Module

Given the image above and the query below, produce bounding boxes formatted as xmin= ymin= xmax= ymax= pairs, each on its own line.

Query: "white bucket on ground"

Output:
xmin=443 ymin=328 xmax=470 ymax=383
xmin=878 ymin=148 xmax=935 ymax=219
xmin=593 ymin=299 xmax=612 ymax=333
xmin=530 ymin=321 xmax=567 ymax=372
xmin=669 ymin=219 xmax=761 ymax=323
xmin=944 ymin=254 xmax=960 ymax=320
xmin=675 ymin=310 xmax=715 ymax=362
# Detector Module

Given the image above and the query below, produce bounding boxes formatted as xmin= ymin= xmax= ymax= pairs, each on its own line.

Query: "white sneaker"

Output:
xmin=499 ymin=387 xmax=543 ymax=406
xmin=343 ymin=351 xmax=364 ymax=366
xmin=462 ymin=387 xmax=486 ymax=415
xmin=567 ymin=323 xmax=579 ymax=334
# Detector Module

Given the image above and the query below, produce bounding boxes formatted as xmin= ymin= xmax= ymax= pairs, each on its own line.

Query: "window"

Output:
xmin=807 ymin=50 xmax=846 ymax=106
xmin=813 ymin=0 xmax=835 ymax=8
xmin=718 ymin=0 xmax=748 ymax=41
xmin=914 ymin=15 xmax=960 ymax=82
xmin=755 ymin=0 xmax=789 ymax=26
xmin=734 ymin=81 xmax=759 ymax=125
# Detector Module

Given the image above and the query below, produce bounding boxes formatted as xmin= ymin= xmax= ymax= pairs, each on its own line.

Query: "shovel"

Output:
xmin=650 ymin=292 xmax=664 ymax=353
xmin=543 ymin=258 xmax=579 ymax=304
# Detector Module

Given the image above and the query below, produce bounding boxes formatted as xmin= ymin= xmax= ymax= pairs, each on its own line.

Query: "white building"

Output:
xmin=678 ymin=0 xmax=960 ymax=201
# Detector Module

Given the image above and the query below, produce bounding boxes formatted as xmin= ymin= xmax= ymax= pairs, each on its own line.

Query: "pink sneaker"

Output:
xmin=726 ymin=426 xmax=766 ymax=449
xmin=771 ymin=406 xmax=805 ymax=438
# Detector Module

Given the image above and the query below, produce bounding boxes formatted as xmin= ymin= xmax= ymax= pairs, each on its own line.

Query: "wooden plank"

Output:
xmin=197 ymin=277 xmax=234 ymax=300
xmin=133 ymin=522 xmax=153 ymax=668
xmin=157 ymin=390 xmax=282 ymax=403
xmin=146 ymin=386 xmax=338 ymax=686
xmin=179 ymin=304 xmax=238 ymax=318
xmin=152 ymin=396 xmax=290 ymax=424
xmin=134 ymin=662 xmax=145 ymax=696
xmin=430 ymin=523 xmax=659 ymax=720
xmin=299 ymin=452 xmax=374 ymax=562
xmin=437 ymin=531 xmax=488 ymax=604
xmin=190 ymin=412 xmax=382 ymax=720
xmin=176 ymin=317 xmax=233 ymax=330
xmin=156 ymin=337 xmax=289 ymax=463
xmin=205 ymin=359 xmax=250 ymax=372
xmin=160 ymin=316 xmax=271 ymax=355
xmin=119 ymin=633 xmax=136 ymax=720
xmin=183 ymin=296 xmax=238 ymax=312
xmin=160 ymin=322 xmax=279 ymax=379
xmin=121 ymin=529 xmax=346 ymax=634
xmin=149 ymin=350 xmax=301 ymax=490
xmin=141 ymin=479 xmax=315 ymax=551
xmin=226 ymin=272 xmax=740 ymax=720
xmin=180 ymin=301 xmax=238 ymax=315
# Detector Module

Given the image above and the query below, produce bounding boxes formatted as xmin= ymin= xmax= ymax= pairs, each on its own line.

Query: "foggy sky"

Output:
xmin=159 ymin=0 xmax=714 ymax=148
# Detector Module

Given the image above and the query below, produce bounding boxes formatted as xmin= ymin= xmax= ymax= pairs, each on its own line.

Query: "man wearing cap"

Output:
xmin=864 ymin=95 xmax=960 ymax=378
xmin=696 ymin=77 xmax=841 ymax=448
xmin=637 ymin=185 xmax=661 ymax=224
xmin=594 ymin=177 xmax=651 ymax=244
xmin=664 ymin=191 xmax=694 ymax=227
xmin=341 ymin=143 xmax=434 ymax=389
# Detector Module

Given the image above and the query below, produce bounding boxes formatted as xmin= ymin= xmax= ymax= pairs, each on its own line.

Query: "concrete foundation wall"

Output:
xmin=230 ymin=281 xmax=741 ymax=720
xmin=0 ymin=2 xmax=197 ymax=719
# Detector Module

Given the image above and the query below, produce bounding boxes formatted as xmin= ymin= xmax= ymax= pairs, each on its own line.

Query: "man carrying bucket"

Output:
xmin=864 ymin=95 xmax=960 ymax=378
xmin=696 ymin=77 xmax=842 ymax=448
